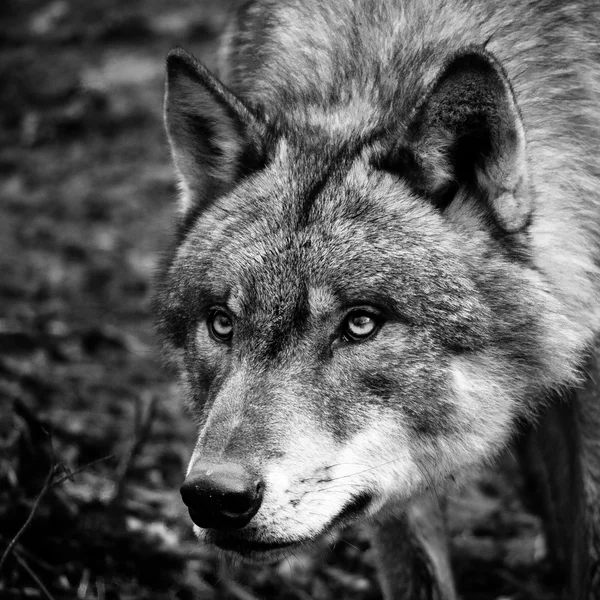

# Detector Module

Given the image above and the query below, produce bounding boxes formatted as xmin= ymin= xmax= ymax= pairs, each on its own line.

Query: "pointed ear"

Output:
xmin=164 ymin=48 xmax=266 ymax=215
xmin=404 ymin=49 xmax=530 ymax=232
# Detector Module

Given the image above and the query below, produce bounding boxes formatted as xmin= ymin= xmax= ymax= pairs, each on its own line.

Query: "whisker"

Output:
xmin=324 ymin=455 xmax=406 ymax=482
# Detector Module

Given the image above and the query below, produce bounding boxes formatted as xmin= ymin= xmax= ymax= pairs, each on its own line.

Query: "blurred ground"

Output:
xmin=0 ymin=1 xmax=563 ymax=599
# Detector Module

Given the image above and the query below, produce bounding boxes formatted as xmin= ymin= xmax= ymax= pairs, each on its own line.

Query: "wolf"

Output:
xmin=154 ymin=0 xmax=600 ymax=597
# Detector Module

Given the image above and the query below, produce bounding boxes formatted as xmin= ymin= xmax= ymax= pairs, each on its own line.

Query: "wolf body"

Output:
xmin=155 ymin=0 xmax=600 ymax=597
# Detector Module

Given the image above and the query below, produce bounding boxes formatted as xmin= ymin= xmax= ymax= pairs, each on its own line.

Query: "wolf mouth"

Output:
xmin=207 ymin=493 xmax=373 ymax=558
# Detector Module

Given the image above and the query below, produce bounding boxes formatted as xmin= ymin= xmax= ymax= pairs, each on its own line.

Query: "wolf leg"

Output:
xmin=571 ymin=342 xmax=600 ymax=599
xmin=520 ymin=341 xmax=600 ymax=600
xmin=371 ymin=492 xmax=457 ymax=600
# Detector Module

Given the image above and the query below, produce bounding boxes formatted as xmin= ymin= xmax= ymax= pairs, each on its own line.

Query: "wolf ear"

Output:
xmin=402 ymin=49 xmax=530 ymax=232
xmin=164 ymin=48 xmax=266 ymax=214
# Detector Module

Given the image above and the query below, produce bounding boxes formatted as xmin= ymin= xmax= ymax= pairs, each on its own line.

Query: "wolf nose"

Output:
xmin=180 ymin=462 xmax=264 ymax=530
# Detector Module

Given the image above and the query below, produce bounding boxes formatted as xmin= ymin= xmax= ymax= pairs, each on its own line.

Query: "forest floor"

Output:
xmin=0 ymin=1 xmax=563 ymax=598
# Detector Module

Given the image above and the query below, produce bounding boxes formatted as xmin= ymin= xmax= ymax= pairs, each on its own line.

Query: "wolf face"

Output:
xmin=155 ymin=22 xmax=592 ymax=562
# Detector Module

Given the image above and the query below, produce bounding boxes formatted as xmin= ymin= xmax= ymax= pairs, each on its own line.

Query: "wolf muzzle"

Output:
xmin=180 ymin=461 xmax=264 ymax=530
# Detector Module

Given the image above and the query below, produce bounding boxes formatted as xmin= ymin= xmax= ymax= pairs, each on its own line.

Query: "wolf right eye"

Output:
xmin=207 ymin=310 xmax=233 ymax=342
xmin=341 ymin=310 xmax=381 ymax=343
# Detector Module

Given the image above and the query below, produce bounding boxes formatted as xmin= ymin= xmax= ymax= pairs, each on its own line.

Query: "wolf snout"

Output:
xmin=180 ymin=461 xmax=264 ymax=530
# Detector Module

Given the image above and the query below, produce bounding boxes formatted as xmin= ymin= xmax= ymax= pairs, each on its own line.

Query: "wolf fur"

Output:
xmin=155 ymin=0 xmax=600 ymax=597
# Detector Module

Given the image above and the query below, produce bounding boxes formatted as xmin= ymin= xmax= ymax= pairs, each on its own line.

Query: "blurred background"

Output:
xmin=0 ymin=1 xmax=563 ymax=598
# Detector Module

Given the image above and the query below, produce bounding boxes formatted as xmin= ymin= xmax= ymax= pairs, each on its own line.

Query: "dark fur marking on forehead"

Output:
xmin=295 ymin=167 xmax=333 ymax=229
xmin=264 ymin=295 xmax=311 ymax=359
xmin=238 ymin=270 xmax=311 ymax=361
xmin=289 ymin=137 xmax=369 ymax=230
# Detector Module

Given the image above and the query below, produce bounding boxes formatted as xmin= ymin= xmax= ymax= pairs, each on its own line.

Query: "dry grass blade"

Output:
xmin=111 ymin=391 xmax=158 ymax=507
xmin=13 ymin=551 xmax=57 ymax=600
xmin=0 ymin=459 xmax=55 ymax=573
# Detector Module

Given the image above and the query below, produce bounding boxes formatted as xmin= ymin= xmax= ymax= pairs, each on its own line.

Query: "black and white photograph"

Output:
xmin=1 ymin=1 xmax=599 ymax=598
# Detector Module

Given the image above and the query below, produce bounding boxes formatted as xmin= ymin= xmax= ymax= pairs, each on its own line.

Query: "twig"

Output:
xmin=111 ymin=392 xmax=158 ymax=507
xmin=0 ymin=539 xmax=56 ymax=573
xmin=51 ymin=454 xmax=115 ymax=488
xmin=0 ymin=453 xmax=114 ymax=573
xmin=13 ymin=551 xmax=57 ymax=600
xmin=0 ymin=460 xmax=55 ymax=573
xmin=0 ymin=444 xmax=115 ymax=574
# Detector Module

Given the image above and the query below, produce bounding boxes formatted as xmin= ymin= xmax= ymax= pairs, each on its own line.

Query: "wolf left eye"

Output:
xmin=208 ymin=310 xmax=233 ymax=342
xmin=342 ymin=311 xmax=380 ymax=342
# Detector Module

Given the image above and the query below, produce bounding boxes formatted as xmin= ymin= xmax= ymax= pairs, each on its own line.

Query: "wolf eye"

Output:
xmin=208 ymin=310 xmax=233 ymax=342
xmin=342 ymin=311 xmax=380 ymax=342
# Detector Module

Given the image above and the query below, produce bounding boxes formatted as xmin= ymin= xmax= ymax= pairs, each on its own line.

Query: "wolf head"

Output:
xmin=155 ymin=47 xmax=580 ymax=561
